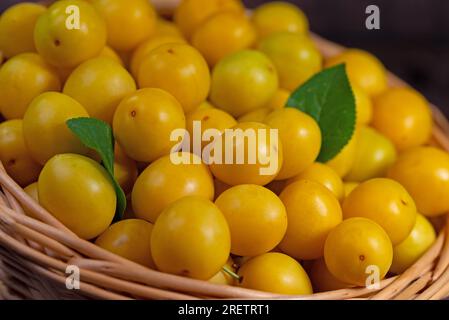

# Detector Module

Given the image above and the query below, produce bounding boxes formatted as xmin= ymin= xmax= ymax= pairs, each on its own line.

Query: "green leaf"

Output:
xmin=66 ymin=117 xmax=126 ymax=221
xmin=286 ymin=64 xmax=356 ymax=163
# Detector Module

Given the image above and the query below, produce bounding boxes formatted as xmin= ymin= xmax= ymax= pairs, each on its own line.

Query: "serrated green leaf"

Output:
xmin=66 ymin=117 xmax=126 ymax=221
xmin=286 ymin=64 xmax=356 ymax=162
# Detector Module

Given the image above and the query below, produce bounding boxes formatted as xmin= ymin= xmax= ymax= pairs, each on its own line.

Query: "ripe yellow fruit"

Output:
xmin=38 ymin=154 xmax=116 ymax=240
xmin=345 ymin=126 xmax=397 ymax=182
xmin=56 ymin=46 xmax=125 ymax=83
xmin=210 ymin=50 xmax=278 ymax=117
xmin=113 ymin=88 xmax=185 ymax=163
xmin=342 ymin=178 xmax=417 ymax=245
xmin=34 ymin=0 xmax=107 ymax=68
xmin=130 ymin=35 xmax=186 ymax=78
xmin=151 ymin=196 xmax=231 ymax=280
xmin=352 ymin=84 xmax=373 ymax=125
xmin=174 ymin=0 xmax=244 ymax=39
xmin=154 ymin=18 xmax=184 ymax=38
xmin=91 ymin=0 xmax=157 ymax=52
xmin=237 ymin=108 xmax=272 ymax=123
xmin=238 ymin=252 xmax=313 ymax=295
xmin=343 ymin=182 xmax=359 ymax=199
xmin=114 ymin=144 xmax=138 ymax=195
xmin=326 ymin=129 xmax=358 ymax=178
xmin=258 ymin=32 xmax=322 ymax=91
xmin=209 ymin=258 xmax=236 ymax=285
xmin=324 ymin=217 xmax=393 ymax=286
xmin=264 ymin=108 xmax=321 ymax=180
xmin=0 ymin=53 xmax=61 ymax=119
xmin=95 ymin=219 xmax=155 ymax=268
xmin=63 ymin=57 xmax=136 ymax=123
xmin=138 ymin=43 xmax=210 ymax=113
xmin=99 ymin=46 xmax=124 ymax=66
xmin=390 ymin=214 xmax=436 ymax=274
xmin=388 ymin=147 xmax=449 ymax=217
xmin=287 ymin=163 xmax=344 ymax=200
xmin=309 ymin=258 xmax=350 ymax=292
xmin=209 ymin=122 xmax=283 ymax=186
xmin=265 ymin=88 xmax=290 ymax=110
xmin=22 ymin=92 xmax=90 ymax=165
xmin=0 ymin=120 xmax=41 ymax=187
xmin=215 ymin=184 xmax=287 ymax=257
xmin=279 ymin=180 xmax=342 ymax=260
xmin=0 ymin=3 xmax=46 ymax=58
xmin=251 ymin=1 xmax=309 ymax=39
xmin=192 ymin=11 xmax=256 ymax=66
xmin=132 ymin=152 xmax=214 ymax=223
xmin=325 ymin=49 xmax=387 ymax=97
xmin=372 ymin=87 xmax=433 ymax=151
xmin=185 ymin=107 xmax=237 ymax=151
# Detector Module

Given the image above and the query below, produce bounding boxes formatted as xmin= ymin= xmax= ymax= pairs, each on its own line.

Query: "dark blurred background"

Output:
xmin=1 ymin=0 xmax=449 ymax=115
xmin=243 ymin=0 xmax=449 ymax=115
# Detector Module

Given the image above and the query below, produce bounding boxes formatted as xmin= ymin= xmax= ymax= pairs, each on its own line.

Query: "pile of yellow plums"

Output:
xmin=0 ymin=0 xmax=447 ymax=296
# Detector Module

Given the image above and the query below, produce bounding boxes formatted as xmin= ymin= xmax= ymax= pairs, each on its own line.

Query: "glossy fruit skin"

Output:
xmin=345 ymin=126 xmax=397 ymax=182
xmin=215 ymin=184 xmax=287 ymax=256
xmin=309 ymin=258 xmax=350 ymax=292
xmin=209 ymin=122 xmax=283 ymax=186
xmin=151 ymin=196 xmax=231 ymax=280
xmin=99 ymin=46 xmax=124 ymax=66
xmin=63 ymin=57 xmax=136 ymax=123
xmin=114 ymin=144 xmax=138 ymax=195
xmin=186 ymin=107 xmax=237 ymax=151
xmin=258 ymin=32 xmax=322 ymax=91
xmin=325 ymin=49 xmax=387 ymax=97
xmin=343 ymin=182 xmax=359 ymax=199
xmin=38 ymin=154 xmax=116 ymax=240
xmin=95 ymin=219 xmax=155 ymax=268
xmin=372 ymin=88 xmax=432 ymax=151
xmin=324 ymin=217 xmax=393 ymax=286
xmin=130 ymin=35 xmax=186 ymax=78
xmin=0 ymin=3 xmax=46 ymax=58
xmin=0 ymin=120 xmax=41 ymax=187
xmin=132 ymin=152 xmax=214 ymax=223
xmin=326 ymin=129 xmax=358 ymax=178
xmin=210 ymin=50 xmax=278 ymax=117
xmin=34 ymin=0 xmax=107 ymax=68
xmin=113 ymin=88 xmax=185 ymax=163
xmin=209 ymin=257 xmax=236 ymax=285
xmin=390 ymin=214 xmax=436 ymax=274
xmin=138 ymin=43 xmax=210 ymax=113
xmin=343 ymin=178 xmax=417 ymax=245
xmin=265 ymin=88 xmax=290 ymax=110
xmin=387 ymin=147 xmax=449 ymax=217
xmin=251 ymin=2 xmax=309 ymax=39
xmin=279 ymin=180 xmax=342 ymax=260
xmin=238 ymin=252 xmax=313 ymax=295
xmin=22 ymin=92 xmax=90 ymax=165
xmin=91 ymin=0 xmax=156 ymax=52
xmin=0 ymin=53 xmax=61 ymax=119
xmin=237 ymin=108 xmax=272 ymax=123
xmin=352 ymin=84 xmax=373 ymax=125
xmin=192 ymin=11 xmax=256 ymax=66
xmin=174 ymin=0 xmax=244 ymax=39
xmin=154 ymin=18 xmax=184 ymax=38
xmin=287 ymin=163 xmax=344 ymax=200
xmin=264 ymin=108 xmax=321 ymax=180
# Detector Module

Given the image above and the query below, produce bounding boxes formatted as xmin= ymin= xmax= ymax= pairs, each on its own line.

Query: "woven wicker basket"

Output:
xmin=1 ymin=0 xmax=449 ymax=300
